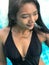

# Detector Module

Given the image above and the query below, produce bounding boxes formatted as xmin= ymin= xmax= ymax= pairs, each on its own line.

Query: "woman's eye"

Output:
xmin=21 ymin=14 xmax=29 ymax=18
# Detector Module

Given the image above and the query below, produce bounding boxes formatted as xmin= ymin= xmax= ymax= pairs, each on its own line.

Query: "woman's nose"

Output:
xmin=28 ymin=15 xmax=35 ymax=23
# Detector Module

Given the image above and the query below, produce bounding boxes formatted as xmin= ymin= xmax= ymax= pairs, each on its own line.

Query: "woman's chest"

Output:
xmin=13 ymin=36 xmax=32 ymax=58
xmin=4 ymin=31 xmax=42 ymax=59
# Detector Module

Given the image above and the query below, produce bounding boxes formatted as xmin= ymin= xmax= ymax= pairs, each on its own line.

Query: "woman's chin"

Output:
xmin=27 ymin=26 xmax=34 ymax=31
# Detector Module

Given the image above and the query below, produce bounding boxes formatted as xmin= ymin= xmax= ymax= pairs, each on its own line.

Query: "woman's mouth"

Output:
xmin=26 ymin=23 xmax=34 ymax=27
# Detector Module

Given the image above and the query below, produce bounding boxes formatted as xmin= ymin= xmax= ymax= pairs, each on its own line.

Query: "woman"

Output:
xmin=0 ymin=0 xmax=49 ymax=65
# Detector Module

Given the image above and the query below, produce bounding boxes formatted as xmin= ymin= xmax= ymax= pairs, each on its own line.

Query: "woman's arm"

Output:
xmin=37 ymin=30 xmax=49 ymax=46
xmin=0 ymin=39 xmax=6 ymax=65
xmin=45 ymin=33 xmax=49 ymax=46
xmin=39 ymin=59 xmax=45 ymax=65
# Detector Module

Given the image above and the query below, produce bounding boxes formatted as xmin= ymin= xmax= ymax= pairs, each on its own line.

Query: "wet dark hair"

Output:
xmin=8 ymin=0 xmax=49 ymax=33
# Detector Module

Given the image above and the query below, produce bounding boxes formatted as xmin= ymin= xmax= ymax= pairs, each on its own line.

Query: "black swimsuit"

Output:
xmin=4 ymin=29 xmax=42 ymax=65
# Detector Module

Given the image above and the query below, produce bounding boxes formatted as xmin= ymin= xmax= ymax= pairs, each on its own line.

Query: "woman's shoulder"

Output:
xmin=0 ymin=27 xmax=10 ymax=45
xmin=36 ymin=30 xmax=46 ymax=43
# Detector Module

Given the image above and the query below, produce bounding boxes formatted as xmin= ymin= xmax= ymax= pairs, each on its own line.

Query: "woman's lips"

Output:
xmin=26 ymin=23 xmax=34 ymax=27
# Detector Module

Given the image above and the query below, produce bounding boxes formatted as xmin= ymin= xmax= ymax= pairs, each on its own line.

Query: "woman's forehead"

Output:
xmin=18 ymin=3 xmax=38 ymax=14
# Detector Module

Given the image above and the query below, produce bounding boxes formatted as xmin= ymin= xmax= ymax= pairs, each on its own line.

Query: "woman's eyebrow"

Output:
xmin=20 ymin=13 xmax=30 ymax=17
xmin=33 ymin=10 xmax=38 ymax=14
xmin=19 ymin=10 xmax=38 ymax=16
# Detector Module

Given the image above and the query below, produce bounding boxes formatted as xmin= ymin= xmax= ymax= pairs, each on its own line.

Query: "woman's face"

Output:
xmin=16 ymin=3 xmax=38 ymax=30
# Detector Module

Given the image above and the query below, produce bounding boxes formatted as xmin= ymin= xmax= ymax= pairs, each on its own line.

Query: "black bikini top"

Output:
xmin=4 ymin=29 xmax=42 ymax=65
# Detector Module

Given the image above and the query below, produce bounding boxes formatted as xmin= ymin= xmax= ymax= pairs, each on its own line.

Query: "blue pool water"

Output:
xmin=41 ymin=42 xmax=49 ymax=65
xmin=6 ymin=58 xmax=12 ymax=65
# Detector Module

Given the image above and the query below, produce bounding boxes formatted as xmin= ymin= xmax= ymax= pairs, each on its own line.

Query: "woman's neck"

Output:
xmin=12 ymin=25 xmax=33 ymax=38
